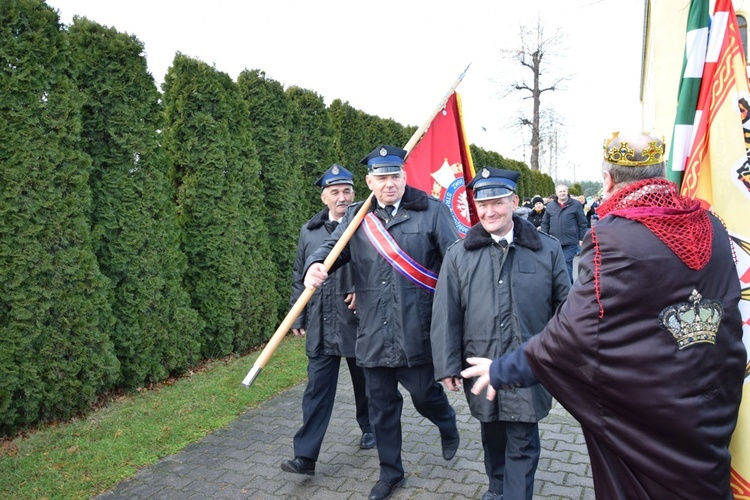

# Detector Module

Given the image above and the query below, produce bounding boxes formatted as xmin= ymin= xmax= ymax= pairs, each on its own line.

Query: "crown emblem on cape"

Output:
xmin=603 ymin=132 xmax=665 ymax=167
xmin=658 ymin=289 xmax=723 ymax=350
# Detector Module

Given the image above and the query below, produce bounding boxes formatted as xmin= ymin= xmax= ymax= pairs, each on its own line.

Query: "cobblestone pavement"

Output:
xmin=97 ymin=365 xmax=594 ymax=499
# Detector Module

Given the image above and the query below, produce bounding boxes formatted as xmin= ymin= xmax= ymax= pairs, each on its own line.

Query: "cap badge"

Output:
xmin=331 ymin=165 xmax=340 ymax=175
xmin=481 ymin=168 xmax=490 ymax=178
xmin=379 ymin=147 xmax=388 ymax=157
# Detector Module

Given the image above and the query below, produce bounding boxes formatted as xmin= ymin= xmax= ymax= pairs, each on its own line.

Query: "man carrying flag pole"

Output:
xmin=303 ymin=144 xmax=461 ymax=500
xmin=668 ymin=0 xmax=750 ymax=494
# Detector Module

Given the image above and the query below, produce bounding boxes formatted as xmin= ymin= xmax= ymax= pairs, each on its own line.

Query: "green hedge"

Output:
xmin=0 ymin=0 xmax=118 ymax=434
xmin=0 ymin=0 xmax=555 ymax=434
xmin=68 ymin=17 xmax=203 ymax=389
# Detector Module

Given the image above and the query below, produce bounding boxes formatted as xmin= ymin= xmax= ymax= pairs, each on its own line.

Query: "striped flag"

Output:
xmin=676 ymin=0 xmax=750 ymax=495
xmin=667 ymin=0 xmax=709 ymax=185
xmin=404 ymin=92 xmax=477 ymax=236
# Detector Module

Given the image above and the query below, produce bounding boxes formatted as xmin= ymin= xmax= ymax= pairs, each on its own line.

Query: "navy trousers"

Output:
xmin=562 ymin=244 xmax=578 ymax=284
xmin=480 ymin=420 xmax=540 ymax=500
xmin=363 ymin=364 xmax=457 ymax=483
xmin=293 ymin=355 xmax=370 ymax=461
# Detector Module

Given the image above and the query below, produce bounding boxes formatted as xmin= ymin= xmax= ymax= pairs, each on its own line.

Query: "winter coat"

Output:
xmin=290 ymin=208 xmax=358 ymax=358
xmin=431 ymin=216 xmax=570 ymax=422
xmin=528 ymin=207 xmax=545 ymax=228
xmin=541 ymin=198 xmax=588 ymax=246
xmin=306 ymin=186 xmax=460 ymax=368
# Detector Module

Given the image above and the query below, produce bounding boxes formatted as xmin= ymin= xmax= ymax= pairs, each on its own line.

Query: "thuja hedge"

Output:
xmin=0 ymin=0 xmax=554 ymax=434
xmin=68 ymin=18 xmax=204 ymax=389
xmin=162 ymin=54 xmax=279 ymax=358
xmin=0 ymin=0 xmax=119 ymax=434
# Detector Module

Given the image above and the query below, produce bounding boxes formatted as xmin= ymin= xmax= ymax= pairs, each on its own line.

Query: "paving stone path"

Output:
xmin=97 ymin=365 xmax=594 ymax=499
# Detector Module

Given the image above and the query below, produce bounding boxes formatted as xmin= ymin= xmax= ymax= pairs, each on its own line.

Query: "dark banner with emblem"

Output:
xmin=404 ymin=92 xmax=477 ymax=237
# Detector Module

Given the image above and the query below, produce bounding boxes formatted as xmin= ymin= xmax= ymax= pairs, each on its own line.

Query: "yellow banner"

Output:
xmin=678 ymin=4 xmax=750 ymax=495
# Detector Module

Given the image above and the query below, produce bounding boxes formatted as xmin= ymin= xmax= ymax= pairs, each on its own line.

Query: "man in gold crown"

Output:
xmin=461 ymin=131 xmax=746 ymax=499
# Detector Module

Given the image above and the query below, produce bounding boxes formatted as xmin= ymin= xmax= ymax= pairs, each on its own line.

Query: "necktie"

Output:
xmin=382 ymin=205 xmax=395 ymax=222
xmin=325 ymin=220 xmax=339 ymax=234
xmin=498 ymin=238 xmax=508 ymax=251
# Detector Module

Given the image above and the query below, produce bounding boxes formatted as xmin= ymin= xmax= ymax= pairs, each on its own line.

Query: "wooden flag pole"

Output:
xmin=242 ymin=62 xmax=472 ymax=388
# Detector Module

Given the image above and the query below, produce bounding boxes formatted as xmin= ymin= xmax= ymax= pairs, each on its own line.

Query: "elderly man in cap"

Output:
xmin=462 ymin=132 xmax=746 ymax=499
xmin=431 ymin=167 xmax=570 ymax=500
xmin=304 ymin=145 xmax=461 ymax=500
xmin=281 ymin=164 xmax=374 ymax=477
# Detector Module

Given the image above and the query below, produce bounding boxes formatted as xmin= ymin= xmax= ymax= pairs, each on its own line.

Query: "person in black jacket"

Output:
xmin=281 ymin=164 xmax=374 ymax=478
xmin=432 ymin=168 xmax=570 ymax=500
xmin=586 ymin=195 xmax=601 ymax=227
xmin=304 ymin=145 xmax=460 ymax=500
xmin=527 ymin=196 xmax=545 ymax=229
xmin=541 ymin=185 xmax=588 ymax=282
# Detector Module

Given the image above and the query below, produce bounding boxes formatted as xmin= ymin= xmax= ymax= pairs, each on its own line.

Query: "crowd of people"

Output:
xmin=281 ymin=132 xmax=746 ymax=500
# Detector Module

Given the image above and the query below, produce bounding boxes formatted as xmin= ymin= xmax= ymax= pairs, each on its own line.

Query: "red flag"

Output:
xmin=404 ymin=92 xmax=477 ymax=236
xmin=677 ymin=0 xmax=750 ymax=493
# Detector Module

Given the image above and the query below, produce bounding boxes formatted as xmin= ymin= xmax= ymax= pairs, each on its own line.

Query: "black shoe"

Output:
xmin=280 ymin=457 xmax=315 ymax=476
xmin=359 ymin=432 xmax=376 ymax=449
xmin=368 ymin=477 xmax=405 ymax=500
xmin=481 ymin=492 xmax=502 ymax=500
xmin=440 ymin=431 xmax=460 ymax=460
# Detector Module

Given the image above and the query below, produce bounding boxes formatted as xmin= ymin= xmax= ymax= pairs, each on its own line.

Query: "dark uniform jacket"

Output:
xmin=520 ymin=211 xmax=745 ymax=499
xmin=291 ymin=208 xmax=357 ymax=358
xmin=306 ymin=186 xmax=459 ymax=368
xmin=432 ymin=216 xmax=570 ymax=423
xmin=541 ymin=198 xmax=588 ymax=246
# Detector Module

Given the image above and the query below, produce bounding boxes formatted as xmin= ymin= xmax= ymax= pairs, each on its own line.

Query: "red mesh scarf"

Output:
xmin=591 ymin=178 xmax=713 ymax=317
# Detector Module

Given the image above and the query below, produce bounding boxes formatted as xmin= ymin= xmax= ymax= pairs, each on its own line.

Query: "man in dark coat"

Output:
xmin=432 ymin=168 xmax=570 ymax=500
xmin=541 ymin=184 xmax=588 ymax=282
xmin=462 ymin=132 xmax=746 ymax=499
xmin=281 ymin=164 xmax=374 ymax=477
xmin=304 ymin=145 xmax=460 ymax=500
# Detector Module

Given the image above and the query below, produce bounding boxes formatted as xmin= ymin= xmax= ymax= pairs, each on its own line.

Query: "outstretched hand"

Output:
xmin=461 ymin=357 xmax=497 ymax=401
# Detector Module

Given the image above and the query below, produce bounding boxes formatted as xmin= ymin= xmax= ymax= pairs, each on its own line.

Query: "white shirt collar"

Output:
xmin=490 ymin=224 xmax=514 ymax=245
xmin=378 ymin=200 xmax=401 ymax=214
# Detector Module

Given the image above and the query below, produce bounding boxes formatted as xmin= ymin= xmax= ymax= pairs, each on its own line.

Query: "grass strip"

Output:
xmin=0 ymin=335 xmax=307 ymax=499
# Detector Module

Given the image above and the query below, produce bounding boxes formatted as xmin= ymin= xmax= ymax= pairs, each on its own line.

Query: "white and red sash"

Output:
xmin=361 ymin=212 xmax=438 ymax=293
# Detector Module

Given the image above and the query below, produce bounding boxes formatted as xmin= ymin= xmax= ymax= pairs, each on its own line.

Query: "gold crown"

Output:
xmin=658 ymin=289 xmax=723 ymax=350
xmin=603 ymin=132 xmax=665 ymax=167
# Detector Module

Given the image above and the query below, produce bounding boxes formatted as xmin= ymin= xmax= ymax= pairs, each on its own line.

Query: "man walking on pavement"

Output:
xmin=541 ymin=184 xmax=588 ymax=283
xmin=432 ymin=167 xmax=570 ymax=500
xmin=281 ymin=164 xmax=374 ymax=477
xmin=304 ymin=145 xmax=461 ymax=500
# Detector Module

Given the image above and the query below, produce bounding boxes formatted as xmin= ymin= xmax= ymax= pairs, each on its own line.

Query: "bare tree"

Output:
xmin=538 ymin=108 xmax=566 ymax=178
xmin=500 ymin=18 xmax=568 ymax=172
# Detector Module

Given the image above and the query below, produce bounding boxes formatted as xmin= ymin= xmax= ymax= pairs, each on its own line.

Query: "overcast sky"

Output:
xmin=47 ymin=0 xmax=646 ymax=182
